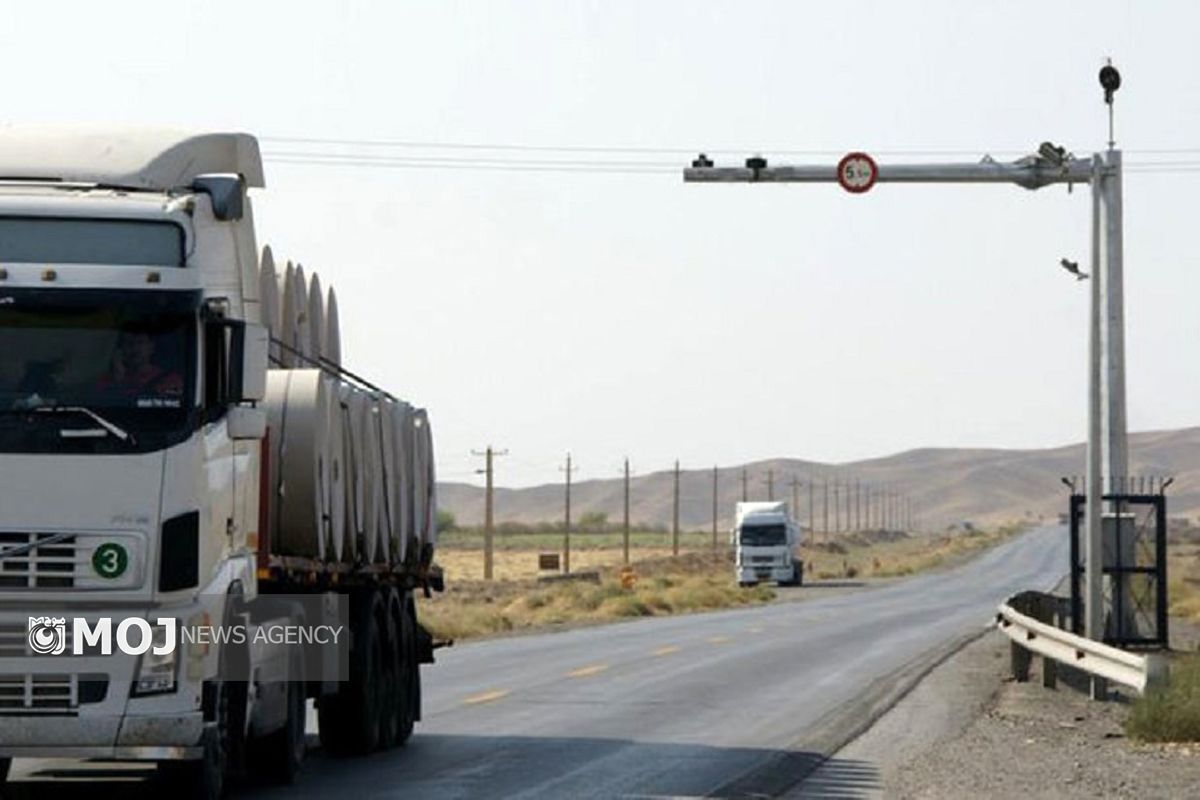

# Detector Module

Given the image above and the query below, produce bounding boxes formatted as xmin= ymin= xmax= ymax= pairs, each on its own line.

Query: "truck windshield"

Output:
xmin=0 ymin=289 xmax=198 ymax=452
xmin=739 ymin=524 xmax=787 ymax=546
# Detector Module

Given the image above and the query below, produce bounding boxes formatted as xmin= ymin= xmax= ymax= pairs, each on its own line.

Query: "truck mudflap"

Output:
xmin=415 ymin=622 xmax=450 ymax=664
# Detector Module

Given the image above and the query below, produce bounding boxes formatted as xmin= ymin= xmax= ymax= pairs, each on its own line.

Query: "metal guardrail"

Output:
xmin=996 ymin=594 xmax=1168 ymax=694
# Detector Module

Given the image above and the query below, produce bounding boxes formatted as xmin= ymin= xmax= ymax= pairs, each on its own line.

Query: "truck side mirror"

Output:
xmin=235 ymin=323 xmax=268 ymax=403
xmin=206 ymin=318 xmax=268 ymax=405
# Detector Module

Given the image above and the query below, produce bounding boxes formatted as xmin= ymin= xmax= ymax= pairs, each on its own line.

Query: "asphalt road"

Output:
xmin=10 ymin=525 xmax=1068 ymax=799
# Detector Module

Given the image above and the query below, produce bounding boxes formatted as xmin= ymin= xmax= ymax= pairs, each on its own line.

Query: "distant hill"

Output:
xmin=437 ymin=427 xmax=1200 ymax=532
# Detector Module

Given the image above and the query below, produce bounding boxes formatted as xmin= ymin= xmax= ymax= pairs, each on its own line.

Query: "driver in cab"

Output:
xmin=96 ymin=331 xmax=183 ymax=400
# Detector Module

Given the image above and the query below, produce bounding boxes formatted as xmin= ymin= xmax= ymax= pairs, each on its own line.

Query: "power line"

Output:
xmin=260 ymin=134 xmax=1036 ymax=158
xmin=264 ymin=150 xmax=681 ymax=169
xmin=262 ymin=151 xmax=1200 ymax=178
xmin=265 ymin=155 xmax=677 ymax=175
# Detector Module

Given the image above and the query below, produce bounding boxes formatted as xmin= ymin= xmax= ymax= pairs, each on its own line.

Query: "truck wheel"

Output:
xmin=160 ymin=691 xmax=227 ymax=800
xmin=395 ymin=600 xmax=419 ymax=746
xmin=256 ymin=660 xmax=306 ymax=783
xmin=319 ymin=589 xmax=384 ymax=755
xmin=379 ymin=588 xmax=402 ymax=749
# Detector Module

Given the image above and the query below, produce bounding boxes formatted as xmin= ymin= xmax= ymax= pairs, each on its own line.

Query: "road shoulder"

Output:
xmin=793 ymin=630 xmax=1200 ymax=799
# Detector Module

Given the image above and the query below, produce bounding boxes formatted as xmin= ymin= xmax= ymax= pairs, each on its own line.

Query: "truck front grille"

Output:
xmin=0 ymin=533 xmax=78 ymax=589
xmin=0 ymin=674 xmax=79 ymax=715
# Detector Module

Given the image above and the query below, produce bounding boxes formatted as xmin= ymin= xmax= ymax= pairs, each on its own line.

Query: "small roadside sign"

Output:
xmin=837 ymin=152 xmax=878 ymax=193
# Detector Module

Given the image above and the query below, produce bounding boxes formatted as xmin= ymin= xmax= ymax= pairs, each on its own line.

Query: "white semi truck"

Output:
xmin=0 ymin=129 xmax=444 ymax=798
xmin=732 ymin=501 xmax=802 ymax=587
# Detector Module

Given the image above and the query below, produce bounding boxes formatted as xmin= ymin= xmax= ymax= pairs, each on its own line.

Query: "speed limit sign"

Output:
xmin=837 ymin=152 xmax=878 ymax=193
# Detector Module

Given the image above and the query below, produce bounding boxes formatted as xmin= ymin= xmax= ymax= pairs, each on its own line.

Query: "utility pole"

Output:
xmin=822 ymin=478 xmax=829 ymax=540
xmin=471 ymin=445 xmax=507 ymax=580
xmin=807 ymin=476 xmax=815 ymax=542
xmin=855 ymin=479 xmax=862 ymax=532
xmin=833 ymin=480 xmax=841 ymax=533
xmin=741 ymin=467 xmax=748 ymax=502
xmin=766 ymin=468 xmax=775 ymax=501
xmin=560 ymin=452 xmax=578 ymax=573
xmin=790 ymin=476 xmax=801 ymax=520
xmin=711 ymin=466 xmax=719 ymax=550
xmin=845 ymin=477 xmax=852 ymax=532
xmin=623 ymin=458 xmax=632 ymax=565
xmin=672 ymin=459 xmax=681 ymax=556
xmin=865 ymin=481 xmax=872 ymax=531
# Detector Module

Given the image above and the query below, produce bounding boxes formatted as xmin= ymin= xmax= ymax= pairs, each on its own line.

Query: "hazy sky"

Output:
xmin=3 ymin=2 xmax=1197 ymax=486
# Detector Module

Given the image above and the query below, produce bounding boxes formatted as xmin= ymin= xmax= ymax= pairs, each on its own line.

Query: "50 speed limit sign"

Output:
xmin=837 ymin=152 xmax=878 ymax=193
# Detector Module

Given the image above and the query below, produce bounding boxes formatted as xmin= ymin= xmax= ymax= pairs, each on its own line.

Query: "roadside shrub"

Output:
xmin=597 ymin=594 xmax=651 ymax=618
xmin=1127 ymin=656 xmax=1200 ymax=742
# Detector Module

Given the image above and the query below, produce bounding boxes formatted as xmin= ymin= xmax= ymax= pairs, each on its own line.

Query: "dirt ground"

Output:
xmin=796 ymin=627 xmax=1200 ymax=799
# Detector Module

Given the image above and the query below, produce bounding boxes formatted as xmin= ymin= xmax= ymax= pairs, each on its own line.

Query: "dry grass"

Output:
xmin=418 ymin=550 xmax=773 ymax=641
xmin=436 ymin=545 xmax=688 ymax=583
xmin=418 ymin=524 xmax=1025 ymax=641
xmin=799 ymin=525 xmax=1025 ymax=580
xmin=1168 ymin=539 xmax=1200 ymax=622
xmin=1127 ymin=655 xmax=1200 ymax=742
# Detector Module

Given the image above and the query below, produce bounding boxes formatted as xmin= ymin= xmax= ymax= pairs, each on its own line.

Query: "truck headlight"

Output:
xmin=132 ymin=623 xmax=178 ymax=697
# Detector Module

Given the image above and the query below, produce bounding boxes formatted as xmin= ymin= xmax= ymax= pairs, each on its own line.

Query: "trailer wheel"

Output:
xmin=395 ymin=599 xmax=418 ymax=745
xmin=379 ymin=588 xmax=402 ymax=749
xmin=319 ymin=589 xmax=384 ymax=755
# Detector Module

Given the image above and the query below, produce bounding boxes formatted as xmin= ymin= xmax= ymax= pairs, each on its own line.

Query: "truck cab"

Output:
xmin=0 ymin=128 xmax=436 ymax=796
xmin=732 ymin=501 xmax=802 ymax=587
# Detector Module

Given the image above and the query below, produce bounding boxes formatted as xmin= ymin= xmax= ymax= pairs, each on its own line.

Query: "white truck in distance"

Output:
xmin=0 ymin=128 xmax=442 ymax=800
xmin=733 ymin=501 xmax=803 ymax=587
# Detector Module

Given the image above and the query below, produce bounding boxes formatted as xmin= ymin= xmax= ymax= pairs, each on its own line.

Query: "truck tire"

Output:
xmin=318 ymin=589 xmax=385 ymax=755
xmin=162 ymin=595 xmax=249 ymax=799
xmin=160 ymin=694 xmax=227 ymax=800
xmin=379 ymin=588 xmax=402 ymax=749
xmin=395 ymin=598 xmax=419 ymax=745
xmin=254 ymin=654 xmax=306 ymax=784
xmin=377 ymin=589 xmax=418 ymax=748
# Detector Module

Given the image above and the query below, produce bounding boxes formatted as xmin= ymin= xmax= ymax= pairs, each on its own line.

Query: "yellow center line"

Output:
xmin=653 ymin=645 xmax=681 ymax=656
xmin=567 ymin=664 xmax=609 ymax=678
xmin=708 ymin=636 xmax=731 ymax=644
xmin=462 ymin=689 xmax=510 ymax=705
